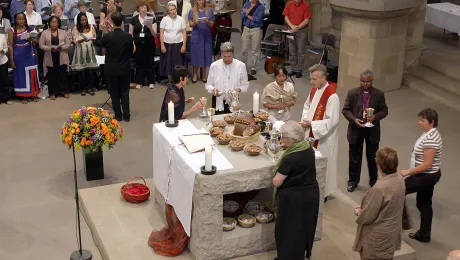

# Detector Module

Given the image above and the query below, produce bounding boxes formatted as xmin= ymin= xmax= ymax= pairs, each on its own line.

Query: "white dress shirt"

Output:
xmin=160 ymin=15 xmax=186 ymax=44
xmin=24 ymin=11 xmax=43 ymax=25
xmin=205 ymin=59 xmax=249 ymax=111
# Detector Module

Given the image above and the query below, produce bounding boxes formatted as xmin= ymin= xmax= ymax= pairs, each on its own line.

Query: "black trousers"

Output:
xmin=47 ymin=65 xmax=69 ymax=95
xmin=135 ymin=65 xmax=155 ymax=86
xmin=107 ymin=75 xmax=130 ymax=120
xmin=403 ymin=170 xmax=441 ymax=236
xmin=348 ymin=129 xmax=379 ymax=185
xmin=0 ymin=63 xmax=10 ymax=103
xmin=78 ymin=69 xmax=94 ymax=91
xmin=211 ymin=95 xmax=230 ymax=115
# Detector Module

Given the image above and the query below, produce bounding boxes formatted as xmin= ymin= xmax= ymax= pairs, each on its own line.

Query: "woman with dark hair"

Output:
xmin=400 ymin=108 xmax=442 ymax=243
xmin=273 ymin=120 xmax=319 ymax=260
xmin=129 ymin=0 xmax=156 ymax=89
xmin=8 ymin=12 xmax=40 ymax=104
xmin=159 ymin=65 xmax=204 ymax=122
xmin=353 ymin=147 xmax=405 ymax=260
xmin=188 ymin=0 xmax=214 ymax=83
xmin=39 ymin=16 xmax=71 ymax=100
xmin=71 ymin=12 xmax=98 ymax=96
xmin=261 ymin=65 xmax=297 ymax=121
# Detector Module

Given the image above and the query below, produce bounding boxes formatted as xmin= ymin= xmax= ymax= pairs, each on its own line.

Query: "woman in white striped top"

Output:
xmin=400 ymin=108 xmax=442 ymax=243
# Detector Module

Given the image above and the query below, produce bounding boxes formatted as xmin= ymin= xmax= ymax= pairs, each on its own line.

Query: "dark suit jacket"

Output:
xmin=97 ymin=28 xmax=133 ymax=76
xmin=342 ymin=87 xmax=388 ymax=144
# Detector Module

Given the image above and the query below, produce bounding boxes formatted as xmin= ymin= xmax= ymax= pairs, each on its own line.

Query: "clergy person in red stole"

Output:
xmin=300 ymin=64 xmax=340 ymax=199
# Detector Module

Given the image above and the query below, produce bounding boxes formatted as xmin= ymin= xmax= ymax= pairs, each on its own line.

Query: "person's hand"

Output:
xmin=354 ymin=118 xmax=365 ymax=128
xmin=51 ymin=47 xmax=59 ymax=52
xmin=236 ymin=88 xmax=241 ymax=93
xmin=186 ymin=97 xmax=195 ymax=104
xmin=10 ymin=61 xmax=16 ymax=69
xmin=354 ymin=206 xmax=361 ymax=216
xmin=400 ymin=170 xmax=410 ymax=177
xmin=77 ymin=39 xmax=85 ymax=44
xmin=194 ymin=101 xmax=205 ymax=110
xmin=277 ymin=103 xmax=285 ymax=110
xmin=180 ymin=45 xmax=186 ymax=53
xmin=248 ymin=15 xmax=253 ymax=20
xmin=291 ymin=26 xmax=298 ymax=33
xmin=57 ymin=46 xmax=62 ymax=52
xmin=367 ymin=115 xmax=375 ymax=123
xmin=213 ymin=88 xmax=221 ymax=96
xmin=299 ymin=120 xmax=311 ymax=129
xmin=161 ymin=45 xmax=167 ymax=53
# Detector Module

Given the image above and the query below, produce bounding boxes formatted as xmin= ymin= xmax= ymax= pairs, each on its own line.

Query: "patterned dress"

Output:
xmin=71 ymin=28 xmax=98 ymax=71
xmin=11 ymin=27 xmax=40 ymax=97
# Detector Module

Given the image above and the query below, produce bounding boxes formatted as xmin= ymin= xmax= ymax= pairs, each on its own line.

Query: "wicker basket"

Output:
xmin=223 ymin=200 xmax=240 ymax=215
xmin=229 ymin=130 xmax=260 ymax=144
xmin=238 ymin=214 xmax=256 ymax=228
xmin=120 ymin=176 xmax=150 ymax=203
xmin=223 ymin=217 xmax=237 ymax=231
xmin=264 ymin=201 xmax=278 ymax=213
xmin=245 ymin=201 xmax=265 ymax=215
xmin=255 ymin=211 xmax=274 ymax=224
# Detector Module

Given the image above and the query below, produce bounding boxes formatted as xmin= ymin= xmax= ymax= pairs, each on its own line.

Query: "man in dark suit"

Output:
xmin=342 ymin=69 xmax=388 ymax=192
xmin=97 ymin=11 xmax=134 ymax=122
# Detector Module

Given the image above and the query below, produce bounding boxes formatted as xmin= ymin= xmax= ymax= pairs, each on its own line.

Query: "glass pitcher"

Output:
xmin=266 ymin=130 xmax=281 ymax=163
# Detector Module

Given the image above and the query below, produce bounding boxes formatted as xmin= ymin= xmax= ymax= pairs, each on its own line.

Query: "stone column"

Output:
xmin=405 ymin=1 xmax=427 ymax=68
xmin=329 ymin=0 xmax=424 ymax=92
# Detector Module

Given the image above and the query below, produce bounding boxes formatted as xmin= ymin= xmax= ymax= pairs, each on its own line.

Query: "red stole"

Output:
xmin=308 ymin=82 xmax=337 ymax=148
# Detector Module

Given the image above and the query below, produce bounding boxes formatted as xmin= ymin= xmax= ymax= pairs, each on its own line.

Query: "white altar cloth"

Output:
xmin=153 ymin=119 xmax=234 ymax=236
xmin=426 ymin=3 xmax=460 ymax=35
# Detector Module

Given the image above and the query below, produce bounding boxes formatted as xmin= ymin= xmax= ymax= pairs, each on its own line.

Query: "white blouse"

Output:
xmin=160 ymin=15 xmax=186 ymax=44
xmin=24 ymin=11 xmax=43 ymax=26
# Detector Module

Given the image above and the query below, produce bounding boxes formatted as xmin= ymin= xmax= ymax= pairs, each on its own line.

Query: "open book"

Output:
xmin=179 ymin=129 xmax=215 ymax=153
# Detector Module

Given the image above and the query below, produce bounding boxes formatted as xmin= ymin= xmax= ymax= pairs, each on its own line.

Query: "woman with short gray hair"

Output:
xmin=160 ymin=2 xmax=187 ymax=81
xmin=272 ymin=120 xmax=319 ymax=260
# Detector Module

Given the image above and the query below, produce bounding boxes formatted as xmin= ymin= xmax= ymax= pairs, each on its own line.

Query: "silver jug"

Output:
xmin=266 ymin=130 xmax=281 ymax=162
xmin=225 ymin=90 xmax=241 ymax=112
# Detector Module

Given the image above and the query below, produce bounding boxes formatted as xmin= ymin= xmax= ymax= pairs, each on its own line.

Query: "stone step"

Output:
xmin=410 ymin=65 xmax=460 ymax=96
xmin=403 ymin=74 xmax=460 ymax=112
xmin=419 ymin=51 xmax=460 ymax=82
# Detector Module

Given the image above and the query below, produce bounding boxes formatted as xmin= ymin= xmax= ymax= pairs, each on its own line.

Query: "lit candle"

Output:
xmin=205 ymin=145 xmax=212 ymax=171
xmin=168 ymin=101 xmax=174 ymax=124
xmin=253 ymin=92 xmax=259 ymax=114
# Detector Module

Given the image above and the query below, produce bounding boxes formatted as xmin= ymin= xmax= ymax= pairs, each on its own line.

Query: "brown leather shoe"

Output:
xmin=50 ymin=95 xmax=56 ymax=100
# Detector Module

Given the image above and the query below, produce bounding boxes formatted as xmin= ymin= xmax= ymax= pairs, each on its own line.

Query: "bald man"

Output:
xmin=448 ymin=250 xmax=460 ymax=260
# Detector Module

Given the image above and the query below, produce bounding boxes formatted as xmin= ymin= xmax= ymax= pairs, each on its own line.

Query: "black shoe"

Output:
xmin=347 ymin=183 xmax=357 ymax=192
xmin=409 ymin=231 xmax=431 ymax=243
xmin=402 ymin=220 xmax=411 ymax=230
xmin=115 ymin=116 xmax=122 ymax=121
xmin=250 ymin=69 xmax=256 ymax=75
xmin=296 ymin=72 xmax=302 ymax=78
xmin=123 ymin=116 xmax=130 ymax=122
xmin=247 ymin=74 xmax=257 ymax=81
xmin=369 ymin=179 xmax=377 ymax=187
xmin=288 ymin=71 xmax=297 ymax=77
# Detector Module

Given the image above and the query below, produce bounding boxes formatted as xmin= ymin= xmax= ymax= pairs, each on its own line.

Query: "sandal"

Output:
xmin=21 ymin=99 xmax=28 ymax=104
xmin=81 ymin=90 xmax=87 ymax=96
xmin=33 ymin=97 xmax=39 ymax=102
xmin=50 ymin=95 xmax=56 ymax=100
xmin=64 ymin=94 xmax=70 ymax=99
xmin=409 ymin=231 xmax=431 ymax=243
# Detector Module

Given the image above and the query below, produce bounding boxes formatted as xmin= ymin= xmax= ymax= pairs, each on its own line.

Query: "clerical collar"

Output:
xmin=361 ymin=86 xmax=372 ymax=93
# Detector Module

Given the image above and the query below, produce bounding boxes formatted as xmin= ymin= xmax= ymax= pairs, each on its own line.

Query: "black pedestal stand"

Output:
xmin=165 ymin=120 xmax=179 ymax=127
xmin=71 ymin=144 xmax=93 ymax=260
xmin=200 ymin=165 xmax=217 ymax=175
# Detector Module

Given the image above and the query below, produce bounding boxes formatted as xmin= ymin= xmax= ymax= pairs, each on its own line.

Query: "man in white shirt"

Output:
xmin=24 ymin=0 xmax=42 ymax=26
xmin=74 ymin=0 xmax=96 ymax=26
xmin=300 ymin=64 xmax=340 ymax=199
xmin=205 ymin=41 xmax=249 ymax=114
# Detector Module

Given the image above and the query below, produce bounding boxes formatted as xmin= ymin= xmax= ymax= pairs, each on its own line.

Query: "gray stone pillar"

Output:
xmin=329 ymin=0 xmax=424 ymax=92
xmin=405 ymin=1 xmax=427 ymax=68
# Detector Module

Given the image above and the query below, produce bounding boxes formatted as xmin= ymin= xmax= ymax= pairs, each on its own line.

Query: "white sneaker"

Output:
xmin=135 ymin=85 xmax=141 ymax=89
xmin=149 ymin=84 xmax=155 ymax=89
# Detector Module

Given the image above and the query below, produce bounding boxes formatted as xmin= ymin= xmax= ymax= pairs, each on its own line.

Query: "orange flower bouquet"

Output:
xmin=61 ymin=106 xmax=124 ymax=152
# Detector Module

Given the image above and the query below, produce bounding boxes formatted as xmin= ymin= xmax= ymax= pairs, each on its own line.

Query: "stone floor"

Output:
xmin=1 ymin=16 xmax=460 ymax=260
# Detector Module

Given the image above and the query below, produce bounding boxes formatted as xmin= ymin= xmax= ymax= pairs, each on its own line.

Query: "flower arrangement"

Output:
xmin=61 ymin=106 xmax=124 ymax=152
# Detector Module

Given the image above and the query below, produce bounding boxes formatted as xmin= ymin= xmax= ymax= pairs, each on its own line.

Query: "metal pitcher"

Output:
xmin=225 ymin=90 xmax=241 ymax=112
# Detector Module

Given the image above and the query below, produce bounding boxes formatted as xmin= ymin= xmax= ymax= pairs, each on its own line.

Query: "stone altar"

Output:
xmin=154 ymin=115 xmax=328 ymax=260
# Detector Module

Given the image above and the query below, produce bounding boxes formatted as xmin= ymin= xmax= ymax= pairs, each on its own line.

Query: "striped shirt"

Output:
xmin=414 ymin=128 xmax=442 ymax=174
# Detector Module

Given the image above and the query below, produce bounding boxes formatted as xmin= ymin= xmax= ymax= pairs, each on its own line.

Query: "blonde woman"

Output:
xmin=188 ymin=0 xmax=214 ymax=83
xmin=52 ymin=2 xmax=68 ymax=20
xmin=160 ymin=2 xmax=186 ymax=81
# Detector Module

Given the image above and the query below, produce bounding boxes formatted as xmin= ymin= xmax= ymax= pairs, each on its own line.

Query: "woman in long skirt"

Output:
xmin=8 ymin=12 xmax=40 ymax=104
xmin=273 ymin=121 xmax=320 ymax=260
xmin=188 ymin=0 xmax=214 ymax=83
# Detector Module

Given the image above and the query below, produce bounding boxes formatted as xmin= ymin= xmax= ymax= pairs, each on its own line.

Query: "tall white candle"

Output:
xmin=168 ymin=101 xmax=174 ymax=124
xmin=253 ymin=92 xmax=259 ymax=113
xmin=205 ymin=145 xmax=212 ymax=171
